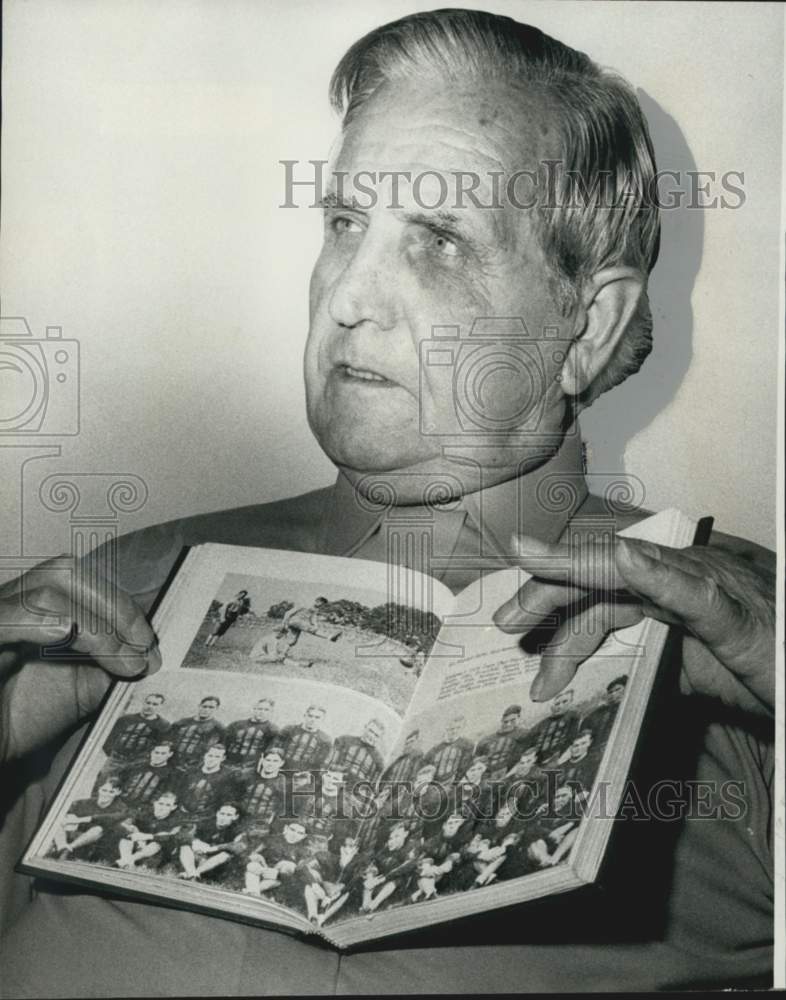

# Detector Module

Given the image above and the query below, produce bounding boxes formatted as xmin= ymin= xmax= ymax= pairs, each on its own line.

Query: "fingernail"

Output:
xmin=619 ymin=537 xmax=660 ymax=561
xmin=493 ymin=601 xmax=519 ymax=629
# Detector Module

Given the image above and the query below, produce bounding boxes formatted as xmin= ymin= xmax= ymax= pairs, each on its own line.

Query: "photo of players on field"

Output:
xmin=180 ymin=572 xmax=441 ymax=715
xmin=43 ymin=656 xmax=628 ymax=929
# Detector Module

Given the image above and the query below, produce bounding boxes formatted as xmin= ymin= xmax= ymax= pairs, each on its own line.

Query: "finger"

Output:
xmin=511 ymin=532 xmax=714 ymax=594
xmin=529 ymin=601 xmax=643 ymax=701
xmin=614 ymin=539 xmax=753 ymax=651
xmin=4 ymin=556 xmax=157 ymax=656
xmin=37 ymin=555 xmax=159 ymax=668
xmin=0 ymin=586 xmax=158 ymax=678
xmin=511 ymin=534 xmax=627 ymax=592
xmin=0 ymin=593 xmax=70 ymax=638
xmin=494 ymin=580 xmax=585 ymax=633
xmin=22 ymin=585 xmax=152 ymax=678
xmin=69 ymin=625 xmax=157 ymax=678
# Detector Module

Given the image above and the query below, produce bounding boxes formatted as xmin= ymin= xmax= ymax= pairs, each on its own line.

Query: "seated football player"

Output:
xmin=115 ymin=789 xmax=183 ymax=870
xmin=476 ymin=799 xmax=524 ymax=847
xmin=50 ymin=778 xmax=132 ymax=864
xmin=416 ymin=813 xmax=476 ymax=896
xmin=522 ymin=785 xmax=581 ymax=870
xmin=242 ymin=819 xmax=311 ymax=901
xmin=178 ymin=803 xmax=246 ymax=883
xmin=309 ymin=834 xmax=366 ymax=926
xmin=441 ymin=831 xmax=517 ymax=892
xmin=409 ymin=855 xmax=442 ymax=902
xmin=359 ymin=822 xmax=419 ymax=914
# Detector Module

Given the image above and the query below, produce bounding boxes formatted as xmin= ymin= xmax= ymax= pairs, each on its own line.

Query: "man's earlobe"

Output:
xmin=560 ymin=268 xmax=644 ymax=397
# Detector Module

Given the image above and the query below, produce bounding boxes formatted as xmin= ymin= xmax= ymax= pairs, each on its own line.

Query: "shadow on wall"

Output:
xmin=580 ymin=91 xmax=703 ymax=481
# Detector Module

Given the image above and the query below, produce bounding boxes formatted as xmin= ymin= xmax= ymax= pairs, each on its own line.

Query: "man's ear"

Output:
xmin=560 ymin=268 xmax=644 ymax=396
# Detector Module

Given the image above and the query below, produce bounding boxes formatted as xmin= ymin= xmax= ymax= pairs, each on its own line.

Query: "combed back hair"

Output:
xmin=329 ymin=8 xmax=661 ymax=403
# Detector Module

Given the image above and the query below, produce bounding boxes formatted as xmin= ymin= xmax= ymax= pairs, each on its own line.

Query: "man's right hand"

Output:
xmin=0 ymin=555 xmax=160 ymax=761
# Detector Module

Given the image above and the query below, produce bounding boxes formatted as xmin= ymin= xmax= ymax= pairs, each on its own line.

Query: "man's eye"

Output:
xmin=431 ymin=233 xmax=459 ymax=257
xmin=331 ymin=216 xmax=363 ymax=235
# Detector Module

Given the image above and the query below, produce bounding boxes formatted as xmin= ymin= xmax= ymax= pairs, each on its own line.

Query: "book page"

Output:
xmin=20 ymin=542 xmax=457 ymax=934
xmin=316 ymin=510 xmax=696 ymax=943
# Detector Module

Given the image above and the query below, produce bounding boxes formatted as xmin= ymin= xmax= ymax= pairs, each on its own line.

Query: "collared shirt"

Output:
xmin=318 ymin=432 xmax=588 ymax=592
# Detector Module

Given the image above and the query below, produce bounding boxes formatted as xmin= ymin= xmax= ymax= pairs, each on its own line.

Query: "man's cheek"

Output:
xmin=307 ymin=249 xmax=340 ymax=321
xmin=418 ymin=362 xmax=457 ymax=435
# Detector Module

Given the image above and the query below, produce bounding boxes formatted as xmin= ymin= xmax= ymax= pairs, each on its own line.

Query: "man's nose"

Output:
xmin=327 ymin=235 xmax=397 ymax=330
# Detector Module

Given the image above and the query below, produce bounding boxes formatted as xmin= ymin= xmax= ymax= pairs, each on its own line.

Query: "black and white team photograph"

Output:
xmin=41 ymin=651 xmax=629 ymax=928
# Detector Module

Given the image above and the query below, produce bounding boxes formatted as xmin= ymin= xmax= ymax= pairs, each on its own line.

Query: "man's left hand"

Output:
xmin=494 ymin=534 xmax=775 ymax=717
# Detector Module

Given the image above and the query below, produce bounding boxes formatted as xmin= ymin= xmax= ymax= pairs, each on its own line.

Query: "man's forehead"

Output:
xmin=330 ymin=79 xmax=558 ymax=235
xmin=336 ymin=79 xmax=555 ymax=170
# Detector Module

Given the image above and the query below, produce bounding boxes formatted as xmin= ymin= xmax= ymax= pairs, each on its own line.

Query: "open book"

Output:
xmin=21 ymin=508 xmax=700 ymax=948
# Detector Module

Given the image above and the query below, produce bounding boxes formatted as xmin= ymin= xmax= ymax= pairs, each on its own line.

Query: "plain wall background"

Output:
xmin=1 ymin=0 xmax=782 ymax=561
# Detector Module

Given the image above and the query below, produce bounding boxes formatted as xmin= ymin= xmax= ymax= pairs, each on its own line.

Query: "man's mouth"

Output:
xmin=337 ymin=363 xmax=397 ymax=386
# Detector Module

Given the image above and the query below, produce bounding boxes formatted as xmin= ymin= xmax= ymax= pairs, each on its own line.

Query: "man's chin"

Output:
xmin=331 ymin=447 xmax=433 ymax=476
xmin=312 ymin=427 xmax=437 ymax=476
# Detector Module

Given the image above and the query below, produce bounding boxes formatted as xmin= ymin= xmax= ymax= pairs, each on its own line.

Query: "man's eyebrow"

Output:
xmin=401 ymin=209 xmax=461 ymax=230
xmin=317 ymin=192 xmax=362 ymax=211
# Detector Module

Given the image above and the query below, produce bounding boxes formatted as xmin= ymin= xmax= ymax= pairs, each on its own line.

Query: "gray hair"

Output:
xmin=329 ymin=8 xmax=660 ymax=403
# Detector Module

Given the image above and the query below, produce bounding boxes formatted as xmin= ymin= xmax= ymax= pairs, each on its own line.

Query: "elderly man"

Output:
xmin=0 ymin=8 xmax=774 ymax=996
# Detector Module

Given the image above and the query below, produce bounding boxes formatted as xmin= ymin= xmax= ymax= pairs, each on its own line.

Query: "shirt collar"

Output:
xmin=318 ymin=430 xmax=588 ymax=559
